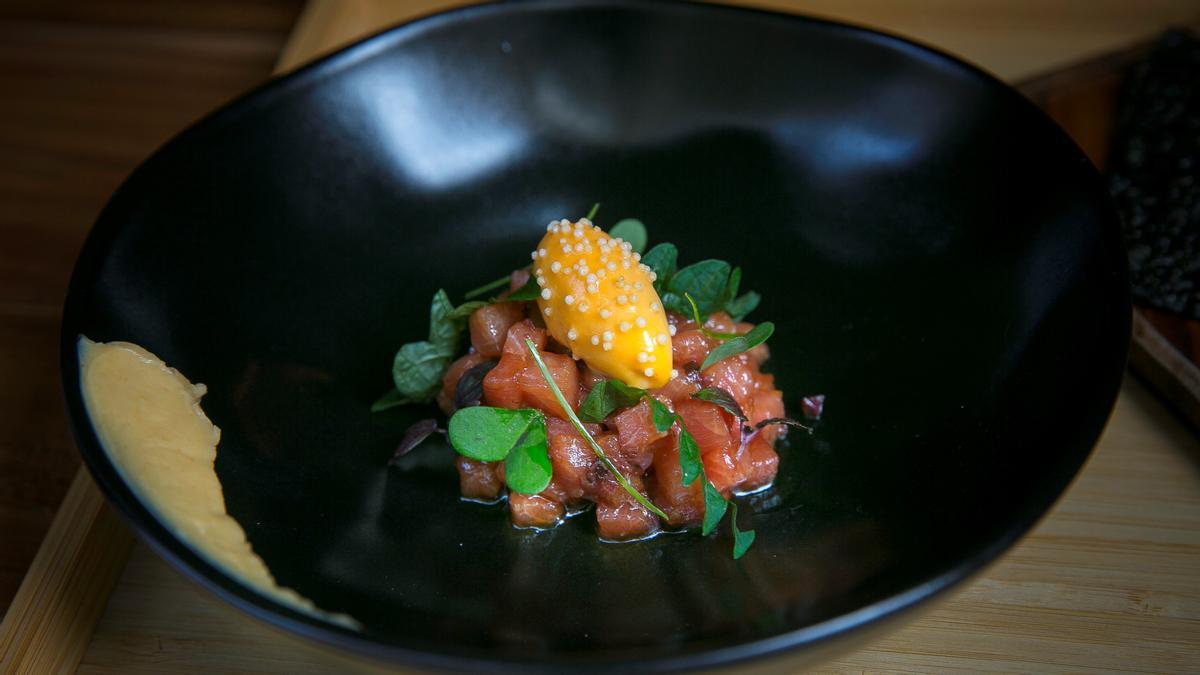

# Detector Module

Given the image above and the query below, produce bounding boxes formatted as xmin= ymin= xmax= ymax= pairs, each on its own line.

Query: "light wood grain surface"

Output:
xmin=0 ymin=471 xmax=133 ymax=675
xmin=5 ymin=1 xmax=1200 ymax=673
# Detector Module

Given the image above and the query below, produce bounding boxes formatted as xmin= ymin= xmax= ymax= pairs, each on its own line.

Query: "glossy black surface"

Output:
xmin=61 ymin=1 xmax=1130 ymax=671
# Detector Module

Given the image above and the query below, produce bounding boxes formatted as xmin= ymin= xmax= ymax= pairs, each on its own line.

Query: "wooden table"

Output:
xmin=4 ymin=2 xmax=1200 ymax=673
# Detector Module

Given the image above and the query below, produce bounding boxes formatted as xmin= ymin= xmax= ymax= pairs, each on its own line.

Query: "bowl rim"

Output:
xmin=59 ymin=0 xmax=1131 ymax=671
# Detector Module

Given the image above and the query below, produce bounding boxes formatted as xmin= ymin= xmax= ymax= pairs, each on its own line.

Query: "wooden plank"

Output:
xmin=0 ymin=471 xmax=134 ymax=674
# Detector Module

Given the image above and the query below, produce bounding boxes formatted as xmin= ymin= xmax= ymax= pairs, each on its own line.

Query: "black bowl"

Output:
xmin=61 ymin=1 xmax=1130 ymax=671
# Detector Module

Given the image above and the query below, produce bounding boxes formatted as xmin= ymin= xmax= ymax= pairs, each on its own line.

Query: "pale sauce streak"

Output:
xmin=78 ymin=337 xmax=357 ymax=629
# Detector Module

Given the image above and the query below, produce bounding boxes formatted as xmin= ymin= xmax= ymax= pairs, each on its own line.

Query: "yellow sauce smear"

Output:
xmin=79 ymin=337 xmax=357 ymax=629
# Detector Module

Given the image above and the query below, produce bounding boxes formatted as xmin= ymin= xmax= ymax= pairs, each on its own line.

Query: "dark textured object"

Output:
xmin=1108 ymin=30 xmax=1200 ymax=319
xmin=61 ymin=1 xmax=1129 ymax=671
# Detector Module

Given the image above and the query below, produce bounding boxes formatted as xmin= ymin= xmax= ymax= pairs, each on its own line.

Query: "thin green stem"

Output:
xmin=586 ymin=202 xmax=600 ymax=220
xmin=524 ymin=338 xmax=669 ymax=520
xmin=684 ymin=293 xmax=740 ymax=339
xmin=465 ymin=264 xmax=534 ymax=300
xmin=463 ymin=275 xmax=511 ymax=300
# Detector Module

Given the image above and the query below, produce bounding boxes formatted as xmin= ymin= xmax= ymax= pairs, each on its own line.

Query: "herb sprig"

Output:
xmin=701 ymin=323 xmax=774 ymax=371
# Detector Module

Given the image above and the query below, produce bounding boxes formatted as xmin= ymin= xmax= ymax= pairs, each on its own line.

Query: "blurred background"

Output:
xmin=2 ymin=1 xmax=1198 ymax=671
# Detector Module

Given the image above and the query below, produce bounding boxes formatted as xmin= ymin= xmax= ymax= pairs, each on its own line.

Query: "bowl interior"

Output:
xmin=62 ymin=1 xmax=1129 ymax=670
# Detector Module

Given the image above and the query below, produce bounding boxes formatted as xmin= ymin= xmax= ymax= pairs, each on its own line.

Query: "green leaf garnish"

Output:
xmin=649 ymin=397 xmax=675 ymax=433
xmin=692 ymin=387 xmax=746 ymax=421
xmin=586 ymin=202 xmax=600 ymax=220
xmin=730 ymin=503 xmax=756 ymax=559
xmin=725 ymin=290 xmax=761 ymax=321
xmin=504 ymin=275 xmax=542 ymax=302
xmin=721 ymin=265 xmax=762 ymax=321
xmin=502 ymin=420 xmax=552 ymax=494
xmin=371 ymin=388 xmax=413 ymax=412
xmin=725 ymin=266 xmax=741 ymax=301
xmin=678 ymin=430 xmax=702 ymax=486
xmin=700 ymin=321 xmax=775 ymax=371
xmin=579 ymin=379 xmax=647 ymax=423
xmin=666 ymin=259 xmax=731 ymax=318
xmin=701 ymin=482 xmax=728 ymax=536
xmin=609 ymin=218 xmax=647 ymax=254
xmin=524 ymin=338 xmax=669 ymax=520
xmin=428 ymin=289 xmax=462 ymax=351
xmin=641 ymin=242 xmax=677 ymax=292
xmin=447 ymin=406 xmax=544 ymax=462
xmin=392 ymin=340 xmax=454 ymax=400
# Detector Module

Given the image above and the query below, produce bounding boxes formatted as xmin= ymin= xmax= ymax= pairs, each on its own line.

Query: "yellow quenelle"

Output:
xmin=531 ymin=218 xmax=673 ymax=389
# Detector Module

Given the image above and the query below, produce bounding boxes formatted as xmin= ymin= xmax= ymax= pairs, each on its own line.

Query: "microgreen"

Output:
xmin=720 ymin=265 xmax=762 ymax=321
xmin=678 ymin=431 xmax=702 ymax=486
xmin=371 ymin=389 xmax=409 ymax=412
xmin=502 ymin=418 xmax=552 ymax=494
xmin=665 ymin=259 xmax=731 ymax=319
xmin=428 ymin=289 xmax=463 ymax=349
xmin=641 ymin=243 xmax=677 ymax=294
xmin=701 ymin=482 xmax=727 ymax=536
xmin=649 ymin=397 xmax=675 ymax=433
xmin=692 ymin=387 xmax=746 ymax=421
xmin=447 ymin=406 xmax=552 ymax=494
xmin=388 ymin=418 xmax=441 ymax=465
xmin=579 ymin=379 xmax=647 ymax=423
xmin=653 ymin=252 xmax=760 ymax=321
xmin=524 ymin=338 xmax=669 ymax=520
xmin=700 ymin=322 xmax=775 ymax=371
xmin=609 ymin=218 xmax=647 ymax=254
xmin=391 ymin=341 xmax=454 ymax=401
xmin=448 ymin=406 xmax=543 ymax=462
xmin=730 ymin=503 xmax=756 ymax=559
